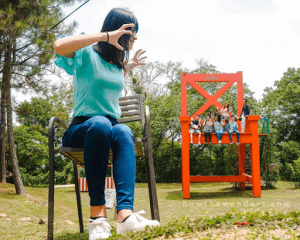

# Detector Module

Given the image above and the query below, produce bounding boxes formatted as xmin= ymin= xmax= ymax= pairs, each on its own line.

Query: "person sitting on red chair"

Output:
xmin=189 ymin=114 xmax=202 ymax=146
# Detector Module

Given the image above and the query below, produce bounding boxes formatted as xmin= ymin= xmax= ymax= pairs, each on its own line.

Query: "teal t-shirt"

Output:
xmin=55 ymin=37 xmax=124 ymax=119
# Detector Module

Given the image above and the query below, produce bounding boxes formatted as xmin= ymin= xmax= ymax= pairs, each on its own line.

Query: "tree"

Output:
xmin=277 ymin=140 xmax=300 ymax=180
xmin=124 ymin=61 xmax=165 ymax=97
xmin=0 ymin=87 xmax=6 ymax=182
xmin=0 ymin=0 xmax=80 ymax=193
xmin=8 ymin=125 xmax=73 ymax=186
xmin=16 ymin=83 xmax=73 ymax=132
xmin=261 ymin=68 xmax=300 ymax=142
xmin=260 ymin=133 xmax=280 ymax=187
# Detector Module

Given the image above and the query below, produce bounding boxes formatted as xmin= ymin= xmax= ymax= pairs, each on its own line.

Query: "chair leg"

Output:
xmin=48 ymin=149 xmax=55 ymax=240
xmin=73 ymin=163 xmax=84 ymax=233
xmin=145 ymin=143 xmax=160 ymax=222
xmin=144 ymin=106 xmax=160 ymax=222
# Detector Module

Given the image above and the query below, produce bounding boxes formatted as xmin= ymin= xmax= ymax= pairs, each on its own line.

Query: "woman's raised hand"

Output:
xmin=126 ymin=49 xmax=147 ymax=70
xmin=107 ymin=23 xmax=134 ymax=50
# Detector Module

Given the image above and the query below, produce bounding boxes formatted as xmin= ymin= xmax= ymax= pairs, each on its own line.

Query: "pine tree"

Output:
xmin=0 ymin=0 xmax=81 ymax=194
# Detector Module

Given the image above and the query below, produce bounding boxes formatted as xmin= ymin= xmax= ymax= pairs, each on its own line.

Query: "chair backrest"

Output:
xmin=118 ymin=94 xmax=145 ymax=126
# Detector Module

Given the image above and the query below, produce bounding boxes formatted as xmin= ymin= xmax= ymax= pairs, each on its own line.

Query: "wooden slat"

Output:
xmin=121 ymin=110 xmax=140 ymax=117
xmin=119 ymin=100 xmax=139 ymax=106
xmin=58 ymin=147 xmax=84 ymax=152
xmin=120 ymin=106 xmax=140 ymax=112
xmin=61 ymin=152 xmax=84 ymax=165
xmin=119 ymin=95 xmax=139 ymax=101
xmin=118 ymin=116 xmax=142 ymax=123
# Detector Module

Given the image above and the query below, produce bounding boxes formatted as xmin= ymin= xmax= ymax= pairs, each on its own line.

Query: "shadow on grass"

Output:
xmin=166 ymin=189 xmax=253 ymax=200
xmin=224 ymin=186 xmax=279 ymax=191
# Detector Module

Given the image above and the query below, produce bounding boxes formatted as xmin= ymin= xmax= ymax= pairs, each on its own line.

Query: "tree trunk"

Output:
xmin=3 ymin=38 xmax=26 ymax=195
xmin=0 ymin=88 xmax=7 ymax=183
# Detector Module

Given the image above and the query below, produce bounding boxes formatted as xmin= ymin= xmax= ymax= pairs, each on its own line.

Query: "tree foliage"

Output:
xmin=16 ymin=83 xmax=73 ymax=131
xmin=261 ymin=68 xmax=300 ymax=142
xmin=261 ymin=68 xmax=300 ymax=184
xmin=6 ymin=125 xmax=73 ymax=186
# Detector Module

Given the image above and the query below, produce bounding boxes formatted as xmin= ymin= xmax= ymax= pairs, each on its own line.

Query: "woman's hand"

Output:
xmin=125 ymin=49 xmax=147 ymax=72
xmin=108 ymin=23 xmax=135 ymax=50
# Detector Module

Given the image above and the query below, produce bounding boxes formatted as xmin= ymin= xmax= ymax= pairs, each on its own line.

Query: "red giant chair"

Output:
xmin=180 ymin=72 xmax=261 ymax=199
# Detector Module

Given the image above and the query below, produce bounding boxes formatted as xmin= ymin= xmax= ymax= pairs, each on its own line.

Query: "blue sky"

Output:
xmin=62 ymin=0 xmax=300 ymax=100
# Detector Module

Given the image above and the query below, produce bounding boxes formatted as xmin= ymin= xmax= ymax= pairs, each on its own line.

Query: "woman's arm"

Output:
xmin=53 ymin=23 xmax=134 ymax=58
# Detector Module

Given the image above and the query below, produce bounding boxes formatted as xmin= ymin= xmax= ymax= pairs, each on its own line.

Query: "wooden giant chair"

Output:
xmin=47 ymin=94 xmax=159 ymax=240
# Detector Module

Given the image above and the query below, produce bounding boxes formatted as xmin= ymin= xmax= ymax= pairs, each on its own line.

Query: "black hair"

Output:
xmin=215 ymin=114 xmax=221 ymax=122
xmin=243 ymin=98 xmax=248 ymax=102
xmin=94 ymin=8 xmax=139 ymax=70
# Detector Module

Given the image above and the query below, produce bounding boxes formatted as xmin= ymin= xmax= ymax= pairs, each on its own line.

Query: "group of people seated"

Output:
xmin=189 ymin=99 xmax=250 ymax=146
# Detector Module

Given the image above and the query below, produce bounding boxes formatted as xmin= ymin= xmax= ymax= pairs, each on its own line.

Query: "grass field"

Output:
xmin=0 ymin=181 xmax=300 ymax=239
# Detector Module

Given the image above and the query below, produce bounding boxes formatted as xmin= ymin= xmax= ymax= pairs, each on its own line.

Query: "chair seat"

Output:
xmin=56 ymin=138 xmax=144 ymax=165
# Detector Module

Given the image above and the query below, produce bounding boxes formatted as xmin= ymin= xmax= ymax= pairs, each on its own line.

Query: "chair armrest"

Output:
xmin=48 ymin=117 xmax=69 ymax=150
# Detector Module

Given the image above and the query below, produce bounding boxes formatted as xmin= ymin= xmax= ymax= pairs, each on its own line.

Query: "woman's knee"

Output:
xmin=112 ymin=124 xmax=134 ymax=143
xmin=86 ymin=116 xmax=112 ymax=138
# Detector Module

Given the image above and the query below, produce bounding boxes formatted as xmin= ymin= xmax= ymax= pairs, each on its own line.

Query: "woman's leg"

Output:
xmin=235 ymin=130 xmax=240 ymax=142
xmin=111 ymin=124 xmax=136 ymax=221
xmin=216 ymin=130 xmax=220 ymax=140
xmin=189 ymin=130 xmax=193 ymax=144
xmin=219 ymin=130 xmax=223 ymax=140
xmin=229 ymin=130 xmax=233 ymax=142
xmin=241 ymin=114 xmax=246 ymax=133
xmin=62 ymin=116 xmax=113 ymax=217
xmin=208 ymin=133 xmax=211 ymax=143
xmin=205 ymin=132 xmax=208 ymax=143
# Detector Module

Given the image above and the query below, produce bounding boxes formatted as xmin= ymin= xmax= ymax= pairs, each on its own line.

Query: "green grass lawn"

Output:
xmin=0 ymin=181 xmax=300 ymax=239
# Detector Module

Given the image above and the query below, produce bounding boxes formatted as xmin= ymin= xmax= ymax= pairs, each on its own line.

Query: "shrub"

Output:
xmin=290 ymin=159 xmax=300 ymax=187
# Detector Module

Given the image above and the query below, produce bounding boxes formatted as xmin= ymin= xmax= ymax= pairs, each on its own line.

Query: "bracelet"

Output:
xmin=106 ymin=31 xmax=109 ymax=43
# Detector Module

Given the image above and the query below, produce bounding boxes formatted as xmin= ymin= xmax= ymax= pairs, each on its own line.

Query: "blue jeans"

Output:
xmin=62 ymin=116 xmax=136 ymax=212
xmin=215 ymin=129 xmax=223 ymax=140
xmin=229 ymin=129 xmax=240 ymax=142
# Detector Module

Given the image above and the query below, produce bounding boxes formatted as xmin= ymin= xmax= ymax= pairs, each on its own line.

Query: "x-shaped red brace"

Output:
xmin=187 ymin=78 xmax=236 ymax=118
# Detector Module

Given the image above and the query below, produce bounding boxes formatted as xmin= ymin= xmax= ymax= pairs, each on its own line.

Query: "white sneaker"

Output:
xmin=218 ymin=140 xmax=222 ymax=144
xmin=88 ymin=218 xmax=112 ymax=240
xmin=117 ymin=210 xmax=160 ymax=235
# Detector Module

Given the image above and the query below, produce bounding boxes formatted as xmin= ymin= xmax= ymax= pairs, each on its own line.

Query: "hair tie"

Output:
xmin=106 ymin=31 xmax=109 ymax=43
